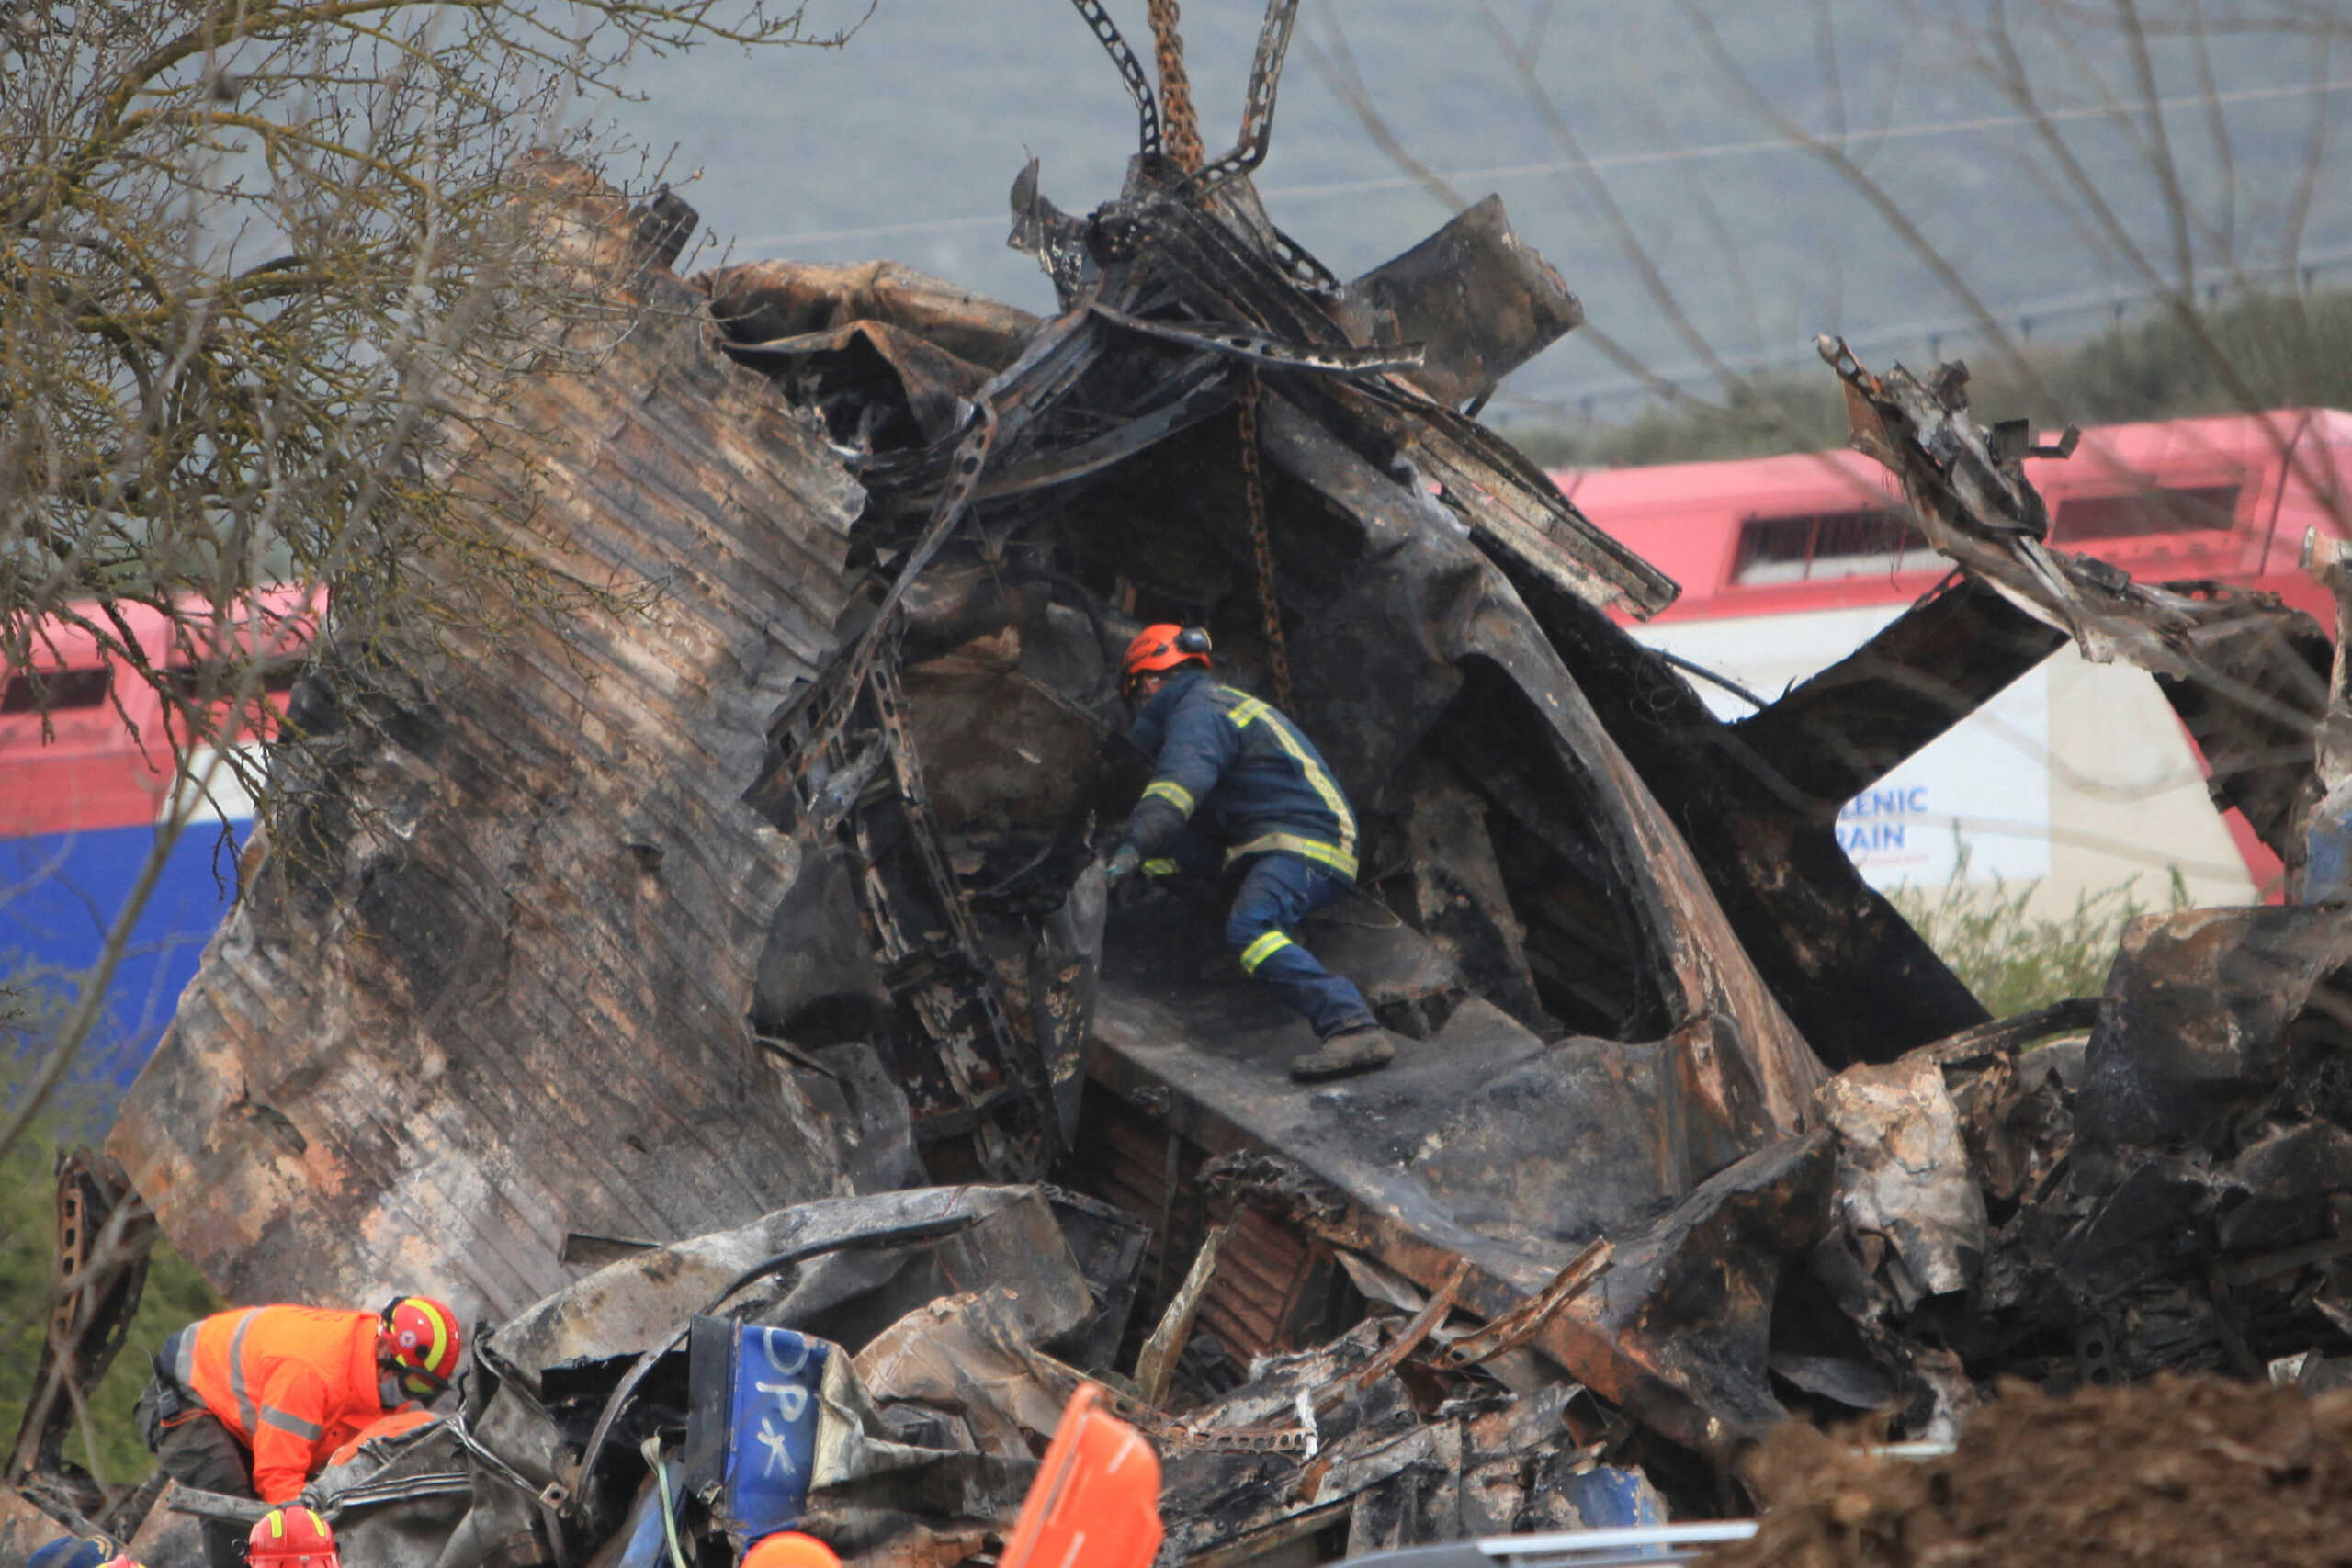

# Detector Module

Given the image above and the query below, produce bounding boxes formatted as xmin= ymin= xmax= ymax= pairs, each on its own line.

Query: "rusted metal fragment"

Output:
xmin=1216 ymin=1122 xmax=1835 ymax=1454
xmin=107 ymin=173 xmax=865 ymax=1315
xmin=6 ymin=1151 xmax=154 ymax=1506
xmin=2077 ymin=905 xmax=2352 ymax=1152
xmin=703 ymin=259 xmax=1041 ymax=375
xmin=1149 ymin=1321 xmax=1453 ymax=1563
xmin=854 ymin=1290 xmax=1073 ymax=1459
xmin=1321 ymin=377 xmax=1681 ymax=620
xmin=1816 ymin=1059 xmax=1988 ymax=1314
xmin=1340 ymin=195 xmax=1584 ymax=408
xmin=0 ymin=1484 xmax=91 ymax=1562
xmin=1572 ymin=1130 xmax=1833 ymax=1443
xmin=1732 ymin=576 xmax=2069 ymax=816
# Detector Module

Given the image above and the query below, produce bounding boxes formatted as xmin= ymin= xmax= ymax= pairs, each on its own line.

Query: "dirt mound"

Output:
xmin=1710 ymin=1375 xmax=2352 ymax=1568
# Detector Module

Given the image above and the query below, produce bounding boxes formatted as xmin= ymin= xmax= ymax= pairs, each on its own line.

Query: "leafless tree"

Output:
xmin=0 ymin=0 xmax=866 ymax=1496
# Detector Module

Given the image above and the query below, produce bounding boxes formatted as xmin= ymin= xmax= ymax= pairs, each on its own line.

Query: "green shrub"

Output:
xmin=1889 ymin=853 xmax=2189 ymax=1018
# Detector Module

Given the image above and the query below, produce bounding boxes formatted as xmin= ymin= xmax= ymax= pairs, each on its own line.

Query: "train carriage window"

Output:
xmin=163 ymin=657 xmax=304 ymax=704
xmin=1 ymin=666 xmax=112 ymax=716
xmin=1732 ymin=508 xmax=1939 ymax=585
xmin=2051 ymin=483 xmax=2242 ymax=542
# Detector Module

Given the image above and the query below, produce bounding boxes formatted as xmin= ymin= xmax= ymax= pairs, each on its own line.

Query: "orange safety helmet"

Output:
xmin=379 ymin=1295 xmax=463 ymax=1397
xmin=1120 ymin=624 xmax=1212 ymax=696
xmin=742 ymin=1532 xmax=843 ymax=1568
xmin=246 ymin=1508 xmax=339 ymax=1568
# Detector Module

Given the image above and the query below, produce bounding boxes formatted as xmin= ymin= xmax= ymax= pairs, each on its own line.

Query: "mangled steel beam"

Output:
xmin=107 ymin=173 xmax=869 ymax=1314
xmin=1824 ymin=340 xmax=2331 ymax=874
xmin=1484 ymin=549 xmax=1993 ymax=1066
xmin=1732 ymin=576 xmax=2069 ymax=814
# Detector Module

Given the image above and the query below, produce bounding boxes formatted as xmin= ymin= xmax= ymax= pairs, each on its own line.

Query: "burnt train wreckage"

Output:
xmin=13 ymin=1 xmax=2352 ymax=1563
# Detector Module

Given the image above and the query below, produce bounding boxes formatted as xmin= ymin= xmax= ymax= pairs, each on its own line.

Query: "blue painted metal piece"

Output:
xmin=722 ymin=1324 xmax=831 ymax=1540
xmin=2 ymin=822 xmax=248 ymax=1111
xmin=609 ymin=1470 xmax=684 ymax=1568
xmin=1557 ymin=1464 xmax=1668 ymax=1531
xmin=2304 ymin=779 xmax=2352 ymax=904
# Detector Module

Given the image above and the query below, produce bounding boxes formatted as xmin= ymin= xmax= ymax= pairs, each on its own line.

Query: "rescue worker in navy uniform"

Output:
xmin=1101 ymin=625 xmax=1401 ymax=1080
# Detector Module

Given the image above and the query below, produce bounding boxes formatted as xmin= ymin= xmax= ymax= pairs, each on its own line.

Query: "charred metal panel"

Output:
xmin=2078 ymin=905 xmax=2352 ymax=1153
xmin=1258 ymin=396 xmax=1825 ymax=1129
xmin=1487 ymin=547 xmax=1990 ymax=1066
xmin=1732 ymin=576 xmax=2070 ymax=815
xmin=784 ymin=648 xmax=1063 ymax=1179
xmin=1340 ymin=195 xmax=1584 ymax=409
xmin=2150 ymin=590 xmax=2333 ymax=873
xmin=107 ymin=175 xmax=864 ymax=1314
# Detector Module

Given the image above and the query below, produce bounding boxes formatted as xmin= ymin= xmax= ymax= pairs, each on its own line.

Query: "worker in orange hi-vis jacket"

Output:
xmin=134 ymin=1297 xmax=461 ymax=1566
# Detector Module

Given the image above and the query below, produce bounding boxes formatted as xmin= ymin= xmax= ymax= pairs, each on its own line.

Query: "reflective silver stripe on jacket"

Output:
xmin=225 ymin=1310 xmax=261 ymax=1435
xmin=258 ymin=1405 xmax=324 ymax=1441
xmin=163 ymin=1325 xmax=197 ymax=1390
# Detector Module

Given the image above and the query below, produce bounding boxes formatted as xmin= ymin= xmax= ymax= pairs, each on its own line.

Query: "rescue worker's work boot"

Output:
xmin=1288 ymin=1026 xmax=1396 ymax=1082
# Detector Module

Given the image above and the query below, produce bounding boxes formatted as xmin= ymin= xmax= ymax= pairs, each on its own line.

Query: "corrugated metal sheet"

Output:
xmin=1073 ymin=1085 xmax=1346 ymax=1373
xmin=106 ymin=174 xmax=867 ymax=1315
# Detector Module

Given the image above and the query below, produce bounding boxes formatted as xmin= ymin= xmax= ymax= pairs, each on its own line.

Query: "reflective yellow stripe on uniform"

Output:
xmin=1239 ymin=931 xmax=1294 ymax=973
xmin=1141 ymin=858 xmax=1178 ymax=877
xmin=1220 ymin=691 xmax=1357 ymax=870
xmin=1226 ymin=832 xmax=1360 ymax=881
xmin=1142 ymin=779 xmax=1196 ymax=816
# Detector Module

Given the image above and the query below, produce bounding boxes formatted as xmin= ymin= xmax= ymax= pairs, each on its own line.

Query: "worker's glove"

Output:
xmin=1102 ymin=841 xmax=1143 ymax=886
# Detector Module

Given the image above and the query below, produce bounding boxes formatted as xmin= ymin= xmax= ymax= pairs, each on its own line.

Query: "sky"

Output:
xmin=608 ymin=0 xmax=2352 ymax=425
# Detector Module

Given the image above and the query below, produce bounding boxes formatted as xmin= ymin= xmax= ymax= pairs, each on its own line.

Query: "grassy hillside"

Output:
xmin=1516 ymin=287 xmax=2352 ymax=467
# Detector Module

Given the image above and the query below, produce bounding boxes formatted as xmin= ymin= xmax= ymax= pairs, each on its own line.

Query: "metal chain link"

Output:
xmin=1147 ymin=0 xmax=1292 ymax=712
xmin=1238 ymin=372 xmax=1294 ymax=713
xmin=1147 ymin=0 xmax=1204 ymax=173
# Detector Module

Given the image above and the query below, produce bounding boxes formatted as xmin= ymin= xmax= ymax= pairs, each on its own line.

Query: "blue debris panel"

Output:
xmin=722 ymin=1322 xmax=832 ymax=1540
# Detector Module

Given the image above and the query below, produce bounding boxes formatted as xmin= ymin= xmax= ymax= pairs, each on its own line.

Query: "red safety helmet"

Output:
xmin=1120 ymin=624 xmax=1212 ymax=697
xmin=379 ymin=1295 xmax=462 ymax=1398
xmin=246 ymin=1508 xmax=339 ymax=1568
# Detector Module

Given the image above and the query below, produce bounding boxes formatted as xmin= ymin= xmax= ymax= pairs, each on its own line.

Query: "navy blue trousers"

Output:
xmin=1156 ymin=834 xmax=1377 ymax=1041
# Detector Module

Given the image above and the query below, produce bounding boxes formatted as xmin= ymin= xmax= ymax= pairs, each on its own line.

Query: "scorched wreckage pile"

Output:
xmin=12 ymin=1 xmax=2352 ymax=1563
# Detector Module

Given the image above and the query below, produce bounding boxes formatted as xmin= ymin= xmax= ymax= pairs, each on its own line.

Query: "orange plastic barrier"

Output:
xmin=1001 ymin=1383 xmax=1163 ymax=1568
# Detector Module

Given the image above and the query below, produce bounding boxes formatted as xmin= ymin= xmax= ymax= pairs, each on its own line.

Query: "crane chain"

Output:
xmin=1238 ymin=373 xmax=1294 ymax=713
xmin=1147 ymin=0 xmax=1205 ymax=174
xmin=1146 ymin=0 xmax=1293 ymax=713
